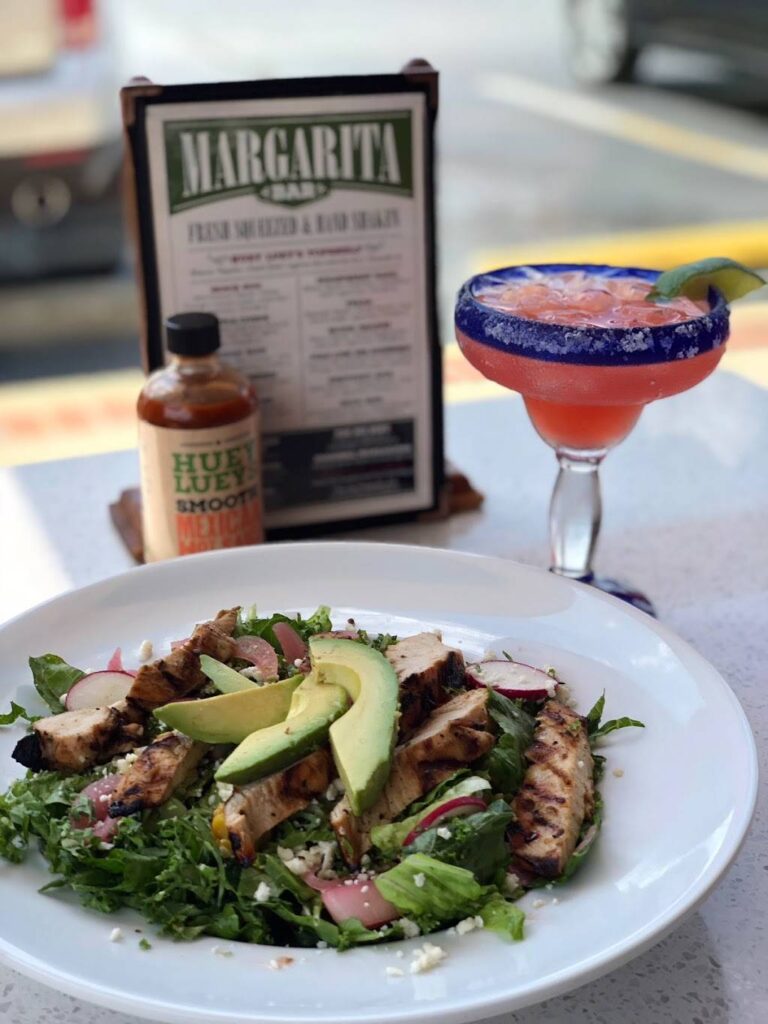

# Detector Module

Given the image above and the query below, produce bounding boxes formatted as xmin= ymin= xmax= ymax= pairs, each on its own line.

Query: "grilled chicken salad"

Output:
xmin=0 ymin=605 xmax=643 ymax=952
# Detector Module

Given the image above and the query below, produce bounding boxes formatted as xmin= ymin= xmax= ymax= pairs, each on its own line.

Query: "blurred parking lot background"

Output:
xmin=2 ymin=0 xmax=768 ymax=464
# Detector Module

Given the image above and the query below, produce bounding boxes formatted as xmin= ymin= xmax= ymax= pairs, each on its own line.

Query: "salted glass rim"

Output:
xmin=454 ymin=263 xmax=730 ymax=366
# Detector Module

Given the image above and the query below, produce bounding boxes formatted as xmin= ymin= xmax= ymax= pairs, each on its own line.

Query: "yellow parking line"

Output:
xmin=474 ymin=220 xmax=768 ymax=276
xmin=479 ymin=72 xmax=768 ymax=181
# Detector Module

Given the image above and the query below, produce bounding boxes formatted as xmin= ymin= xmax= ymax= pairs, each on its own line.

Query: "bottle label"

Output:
xmin=138 ymin=414 xmax=263 ymax=562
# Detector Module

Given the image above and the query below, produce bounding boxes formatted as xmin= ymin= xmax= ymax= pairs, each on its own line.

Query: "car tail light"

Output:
xmin=59 ymin=0 xmax=96 ymax=49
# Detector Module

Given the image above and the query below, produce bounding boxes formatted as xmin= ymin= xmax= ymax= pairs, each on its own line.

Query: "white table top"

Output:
xmin=1 ymin=373 xmax=766 ymax=1024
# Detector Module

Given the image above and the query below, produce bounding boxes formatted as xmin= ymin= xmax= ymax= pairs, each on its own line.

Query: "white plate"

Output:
xmin=0 ymin=542 xmax=757 ymax=1024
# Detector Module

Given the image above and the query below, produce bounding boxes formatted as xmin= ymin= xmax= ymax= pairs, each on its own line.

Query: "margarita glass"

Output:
xmin=455 ymin=263 xmax=730 ymax=614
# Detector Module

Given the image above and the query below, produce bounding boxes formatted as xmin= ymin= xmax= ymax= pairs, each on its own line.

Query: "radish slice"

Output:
xmin=273 ymin=622 xmax=308 ymax=665
xmin=106 ymin=647 xmax=137 ymax=677
xmin=305 ymin=873 xmax=399 ymax=928
xmin=233 ymin=636 xmax=279 ymax=679
xmin=92 ymin=817 xmax=120 ymax=843
xmin=403 ymin=796 xmax=486 ymax=846
xmin=65 ymin=671 xmax=134 ymax=711
xmin=466 ymin=660 xmax=559 ymax=701
xmin=71 ymin=774 xmax=121 ymax=828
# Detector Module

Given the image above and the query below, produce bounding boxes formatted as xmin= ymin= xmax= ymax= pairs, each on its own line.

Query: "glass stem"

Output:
xmin=549 ymin=448 xmax=606 ymax=581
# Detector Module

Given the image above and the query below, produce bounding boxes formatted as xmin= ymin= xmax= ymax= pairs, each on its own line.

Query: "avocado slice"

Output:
xmin=309 ymin=637 xmax=399 ymax=815
xmin=215 ymin=671 xmax=348 ymax=785
xmin=154 ymin=675 xmax=303 ymax=743
xmin=200 ymin=654 xmax=259 ymax=694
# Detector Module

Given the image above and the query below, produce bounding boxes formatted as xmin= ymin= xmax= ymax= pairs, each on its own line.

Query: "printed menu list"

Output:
xmin=145 ymin=92 xmax=436 ymax=530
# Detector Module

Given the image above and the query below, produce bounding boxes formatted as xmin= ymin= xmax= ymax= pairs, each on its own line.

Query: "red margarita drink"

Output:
xmin=454 ymin=263 xmax=730 ymax=613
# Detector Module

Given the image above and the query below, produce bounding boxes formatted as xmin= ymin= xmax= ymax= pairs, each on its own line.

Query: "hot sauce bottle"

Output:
xmin=137 ymin=312 xmax=263 ymax=561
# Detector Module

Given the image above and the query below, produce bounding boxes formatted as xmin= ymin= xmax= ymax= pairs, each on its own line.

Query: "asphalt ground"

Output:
xmin=1 ymin=0 xmax=768 ymax=463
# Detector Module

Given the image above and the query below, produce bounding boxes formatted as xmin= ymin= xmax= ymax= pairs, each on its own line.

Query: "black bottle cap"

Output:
xmin=165 ymin=312 xmax=221 ymax=356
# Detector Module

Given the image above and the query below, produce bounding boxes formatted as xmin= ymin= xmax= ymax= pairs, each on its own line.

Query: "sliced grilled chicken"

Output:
xmin=332 ymin=688 xmax=493 ymax=864
xmin=510 ymin=700 xmax=595 ymax=879
xmin=127 ymin=607 xmax=240 ymax=710
xmin=385 ymin=632 xmax=464 ymax=738
xmin=109 ymin=732 xmax=209 ymax=817
xmin=12 ymin=700 xmax=145 ymax=774
xmin=224 ymin=749 xmax=333 ymax=865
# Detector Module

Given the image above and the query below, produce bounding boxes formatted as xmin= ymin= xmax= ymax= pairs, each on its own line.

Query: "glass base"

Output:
xmin=555 ymin=570 xmax=656 ymax=617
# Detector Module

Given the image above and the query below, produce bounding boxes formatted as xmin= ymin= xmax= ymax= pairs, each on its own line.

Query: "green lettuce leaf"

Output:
xmin=0 ymin=702 xmax=40 ymax=726
xmin=585 ymin=692 xmax=644 ymax=742
xmin=371 ymin=775 xmax=492 ymax=857
xmin=28 ymin=655 xmax=84 ymax=714
xmin=482 ymin=690 xmax=536 ymax=795
xmin=560 ymin=794 xmax=603 ymax=882
xmin=235 ymin=605 xmax=332 ymax=645
xmin=480 ymin=894 xmax=525 ymax=941
xmin=591 ymin=717 xmax=645 ymax=740
xmin=374 ymin=853 xmax=489 ymax=930
xmin=404 ymin=799 xmax=513 ymax=884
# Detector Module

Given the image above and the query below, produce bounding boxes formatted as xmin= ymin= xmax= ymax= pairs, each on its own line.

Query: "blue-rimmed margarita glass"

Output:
xmin=455 ymin=264 xmax=730 ymax=615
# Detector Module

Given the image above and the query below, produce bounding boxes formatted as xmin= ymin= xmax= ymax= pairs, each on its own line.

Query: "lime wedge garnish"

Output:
xmin=647 ymin=257 xmax=766 ymax=303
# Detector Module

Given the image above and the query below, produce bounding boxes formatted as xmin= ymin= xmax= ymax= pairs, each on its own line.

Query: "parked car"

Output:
xmin=0 ymin=0 xmax=124 ymax=279
xmin=567 ymin=0 xmax=768 ymax=84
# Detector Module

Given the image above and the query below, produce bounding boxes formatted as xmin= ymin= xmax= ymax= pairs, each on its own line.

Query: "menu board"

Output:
xmin=122 ymin=69 xmax=443 ymax=537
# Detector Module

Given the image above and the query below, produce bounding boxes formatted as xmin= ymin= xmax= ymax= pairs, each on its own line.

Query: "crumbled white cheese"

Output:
xmin=278 ymin=841 xmax=337 ymax=879
xmin=254 ymin=882 xmax=273 ymax=904
xmin=556 ymin=683 xmax=578 ymax=709
xmin=532 ymin=898 xmax=546 ymax=909
xmin=360 ymin=854 xmax=371 ymax=867
xmin=240 ymin=666 xmax=266 ymax=683
xmin=216 ymin=782 xmax=234 ymax=802
xmin=109 ymin=927 xmax=123 ymax=943
xmin=114 ymin=748 xmax=144 ymax=774
xmin=399 ymin=918 xmax=420 ymax=938
xmin=138 ymin=640 xmax=154 ymax=662
xmin=212 ymin=945 xmax=233 ymax=958
xmin=268 ymin=958 xmax=279 ymax=970
xmin=410 ymin=942 xmax=447 ymax=974
xmin=324 ymin=777 xmax=345 ymax=801
xmin=577 ymin=760 xmax=585 ymax=768
xmin=360 ymin=885 xmax=369 ymax=894
xmin=436 ymin=826 xmax=452 ymax=840
xmin=385 ymin=966 xmax=404 ymax=978
xmin=413 ymin=872 xmax=426 ymax=889
xmin=59 ymin=693 xmax=68 ymax=706
xmin=284 ymin=857 xmax=308 ymax=876
xmin=505 ymin=873 xmax=521 ymax=894
xmin=455 ymin=915 xmax=484 ymax=935
xmin=293 ymin=658 xmax=304 ymax=668
xmin=613 ymin=768 xmax=625 ymax=778
xmin=99 ymin=794 xmax=110 ymax=803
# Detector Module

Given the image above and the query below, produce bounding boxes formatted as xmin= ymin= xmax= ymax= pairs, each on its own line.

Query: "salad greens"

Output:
xmin=375 ymin=854 xmax=490 ymax=930
xmin=481 ymin=691 xmax=536 ymax=796
xmin=405 ymin=799 xmax=514 ymax=885
xmin=0 ymin=605 xmax=644 ymax=954
xmin=29 ymin=654 xmax=84 ymax=713
xmin=371 ymin=774 xmax=491 ymax=856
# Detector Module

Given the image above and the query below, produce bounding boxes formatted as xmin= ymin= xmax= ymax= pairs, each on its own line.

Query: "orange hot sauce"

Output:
xmin=137 ymin=312 xmax=264 ymax=562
